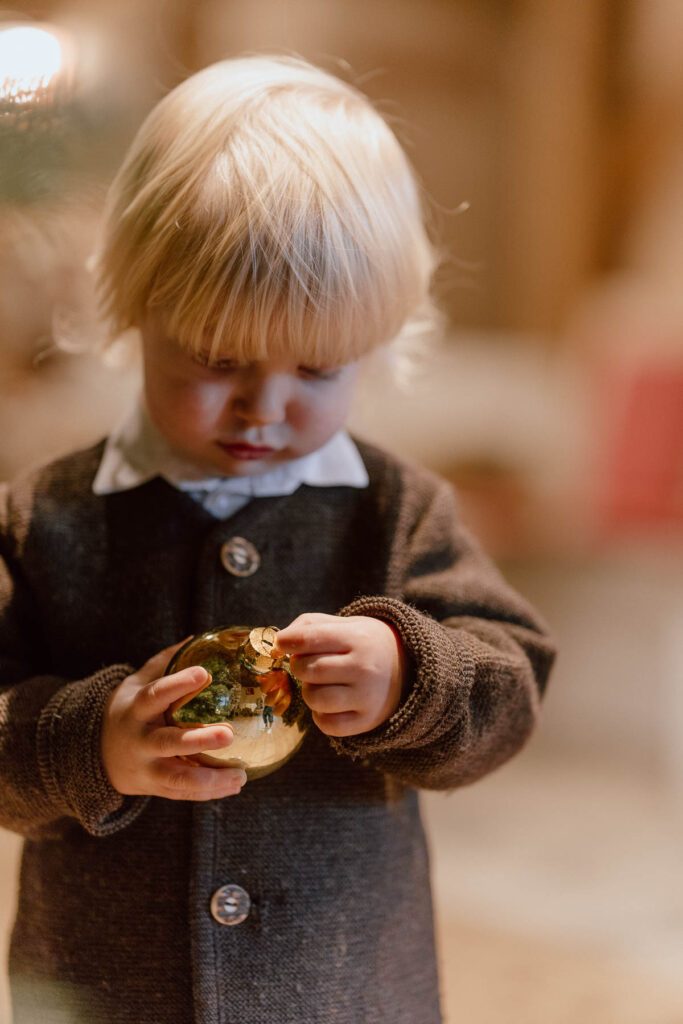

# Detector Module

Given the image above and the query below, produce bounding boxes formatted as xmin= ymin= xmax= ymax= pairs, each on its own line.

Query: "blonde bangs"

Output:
xmin=95 ymin=56 xmax=439 ymax=365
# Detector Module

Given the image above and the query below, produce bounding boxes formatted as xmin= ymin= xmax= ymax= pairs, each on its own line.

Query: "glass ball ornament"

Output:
xmin=164 ymin=625 xmax=307 ymax=780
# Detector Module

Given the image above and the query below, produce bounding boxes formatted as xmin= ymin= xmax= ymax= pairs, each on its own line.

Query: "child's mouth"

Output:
xmin=217 ymin=442 xmax=275 ymax=461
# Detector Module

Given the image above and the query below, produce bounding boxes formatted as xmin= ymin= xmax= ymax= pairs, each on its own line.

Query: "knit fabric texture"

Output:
xmin=0 ymin=438 xmax=556 ymax=1024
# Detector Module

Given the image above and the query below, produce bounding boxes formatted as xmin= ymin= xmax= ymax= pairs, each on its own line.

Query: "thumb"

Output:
xmin=137 ymin=636 xmax=194 ymax=683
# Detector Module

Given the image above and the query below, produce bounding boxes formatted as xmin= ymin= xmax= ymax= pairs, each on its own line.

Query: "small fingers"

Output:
xmin=134 ymin=666 xmax=209 ymax=720
xmin=148 ymin=724 xmax=234 ymax=759
xmin=135 ymin=637 xmax=194 ymax=683
xmin=311 ymin=710 xmax=364 ymax=737
xmin=273 ymin=616 xmax=351 ymax=657
xmin=301 ymin=683 xmax=355 ymax=715
xmin=152 ymin=760 xmax=247 ymax=801
xmin=289 ymin=653 xmax=348 ymax=683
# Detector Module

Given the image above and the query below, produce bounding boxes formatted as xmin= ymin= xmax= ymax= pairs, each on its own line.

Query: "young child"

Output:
xmin=0 ymin=56 xmax=555 ymax=1024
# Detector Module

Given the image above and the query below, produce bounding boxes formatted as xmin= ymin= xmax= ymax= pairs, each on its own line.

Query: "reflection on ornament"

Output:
xmin=165 ymin=625 xmax=307 ymax=780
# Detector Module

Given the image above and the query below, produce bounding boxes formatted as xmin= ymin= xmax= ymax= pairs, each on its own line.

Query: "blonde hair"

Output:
xmin=95 ymin=54 xmax=440 ymax=366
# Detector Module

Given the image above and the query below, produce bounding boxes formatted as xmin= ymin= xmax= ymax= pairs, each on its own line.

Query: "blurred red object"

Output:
xmin=596 ymin=360 xmax=683 ymax=532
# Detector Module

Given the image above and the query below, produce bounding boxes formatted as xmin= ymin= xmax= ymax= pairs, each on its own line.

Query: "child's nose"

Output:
xmin=234 ymin=373 xmax=289 ymax=426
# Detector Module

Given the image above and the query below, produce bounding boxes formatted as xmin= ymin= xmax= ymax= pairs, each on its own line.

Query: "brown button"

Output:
xmin=210 ymin=884 xmax=251 ymax=926
xmin=220 ymin=537 xmax=260 ymax=577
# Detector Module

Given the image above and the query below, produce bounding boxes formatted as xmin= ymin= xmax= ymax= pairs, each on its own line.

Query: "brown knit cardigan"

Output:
xmin=0 ymin=438 xmax=555 ymax=1024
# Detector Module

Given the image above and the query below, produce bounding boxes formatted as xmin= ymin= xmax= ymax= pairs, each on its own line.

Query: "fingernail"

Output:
xmin=275 ymin=638 xmax=296 ymax=652
xmin=192 ymin=667 xmax=209 ymax=684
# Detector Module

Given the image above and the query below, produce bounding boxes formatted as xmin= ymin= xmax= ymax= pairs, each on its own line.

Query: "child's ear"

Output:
xmin=101 ymin=326 xmax=143 ymax=370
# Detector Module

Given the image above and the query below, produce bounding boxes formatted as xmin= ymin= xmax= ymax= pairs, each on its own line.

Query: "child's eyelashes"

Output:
xmin=208 ymin=358 xmax=241 ymax=372
xmin=297 ymin=366 xmax=342 ymax=382
xmin=188 ymin=352 xmax=341 ymax=382
xmin=191 ymin=353 xmax=241 ymax=372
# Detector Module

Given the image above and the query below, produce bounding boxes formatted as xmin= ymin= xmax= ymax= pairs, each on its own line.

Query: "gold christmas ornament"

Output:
xmin=165 ymin=625 xmax=307 ymax=780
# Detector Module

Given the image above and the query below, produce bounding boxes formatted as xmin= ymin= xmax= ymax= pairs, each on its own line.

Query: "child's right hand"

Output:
xmin=101 ymin=641 xmax=247 ymax=801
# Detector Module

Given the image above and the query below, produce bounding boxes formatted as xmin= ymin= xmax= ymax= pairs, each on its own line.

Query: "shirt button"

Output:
xmin=210 ymin=884 xmax=251 ymax=926
xmin=220 ymin=537 xmax=260 ymax=577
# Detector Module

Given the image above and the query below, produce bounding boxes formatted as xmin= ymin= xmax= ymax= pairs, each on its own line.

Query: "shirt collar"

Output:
xmin=92 ymin=395 xmax=369 ymax=503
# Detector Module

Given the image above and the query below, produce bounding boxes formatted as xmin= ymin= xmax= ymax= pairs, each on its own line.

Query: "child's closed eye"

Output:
xmin=297 ymin=365 xmax=342 ymax=382
xmin=187 ymin=349 xmax=342 ymax=381
xmin=191 ymin=352 xmax=242 ymax=372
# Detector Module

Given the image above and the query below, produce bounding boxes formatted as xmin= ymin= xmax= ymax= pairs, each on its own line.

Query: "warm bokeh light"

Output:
xmin=0 ymin=24 xmax=63 ymax=102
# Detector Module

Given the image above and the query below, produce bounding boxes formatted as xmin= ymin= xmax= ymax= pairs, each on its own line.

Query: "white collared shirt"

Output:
xmin=92 ymin=396 xmax=369 ymax=519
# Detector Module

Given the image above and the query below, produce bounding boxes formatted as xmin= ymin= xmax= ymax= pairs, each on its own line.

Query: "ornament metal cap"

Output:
xmin=241 ymin=625 xmax=283 ymax=674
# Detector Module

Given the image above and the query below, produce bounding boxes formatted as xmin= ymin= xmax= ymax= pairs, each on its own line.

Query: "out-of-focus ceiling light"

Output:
xmin=0 ymin=23 xmax=69 ymax=109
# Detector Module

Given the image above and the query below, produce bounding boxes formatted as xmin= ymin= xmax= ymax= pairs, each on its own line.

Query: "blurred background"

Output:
xmin=1 ymin=1 xmax=682 ymax=1022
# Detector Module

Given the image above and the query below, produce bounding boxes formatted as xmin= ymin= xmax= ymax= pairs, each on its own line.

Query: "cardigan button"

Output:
xmin=210 ymin=884 xmax=251 ymax=926
xmin=220 ymin=537 xmax=260 ymax=577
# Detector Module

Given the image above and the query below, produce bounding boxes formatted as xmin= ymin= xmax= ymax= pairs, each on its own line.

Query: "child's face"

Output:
xmin=140 ymin=315 xmax=361 ymax=477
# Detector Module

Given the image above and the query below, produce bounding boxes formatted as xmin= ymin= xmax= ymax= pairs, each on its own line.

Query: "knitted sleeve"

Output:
xmin=333 ymin=474 xmax=556 ymax=789
xmin=0 ymin=483 xmax=149 ymax=838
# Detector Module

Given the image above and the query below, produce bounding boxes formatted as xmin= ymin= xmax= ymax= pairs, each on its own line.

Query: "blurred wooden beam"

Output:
xmin=498 ymin=0 xmax=613 ymax=333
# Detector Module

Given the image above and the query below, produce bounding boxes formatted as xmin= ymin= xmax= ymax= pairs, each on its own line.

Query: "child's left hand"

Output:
xmin=272 ymin=613 xmax=407 ymax=737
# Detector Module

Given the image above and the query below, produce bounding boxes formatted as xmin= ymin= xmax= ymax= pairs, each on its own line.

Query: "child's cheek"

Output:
xmin=174 ymin=377 xmax=232 ymax=419
xmin=295 ymin=382 xmax=355 ymax=431
xmin=292 ymin=402 xmax=341 ymax=443
xmin=147 ymin=376 xmax=225 ymax=441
